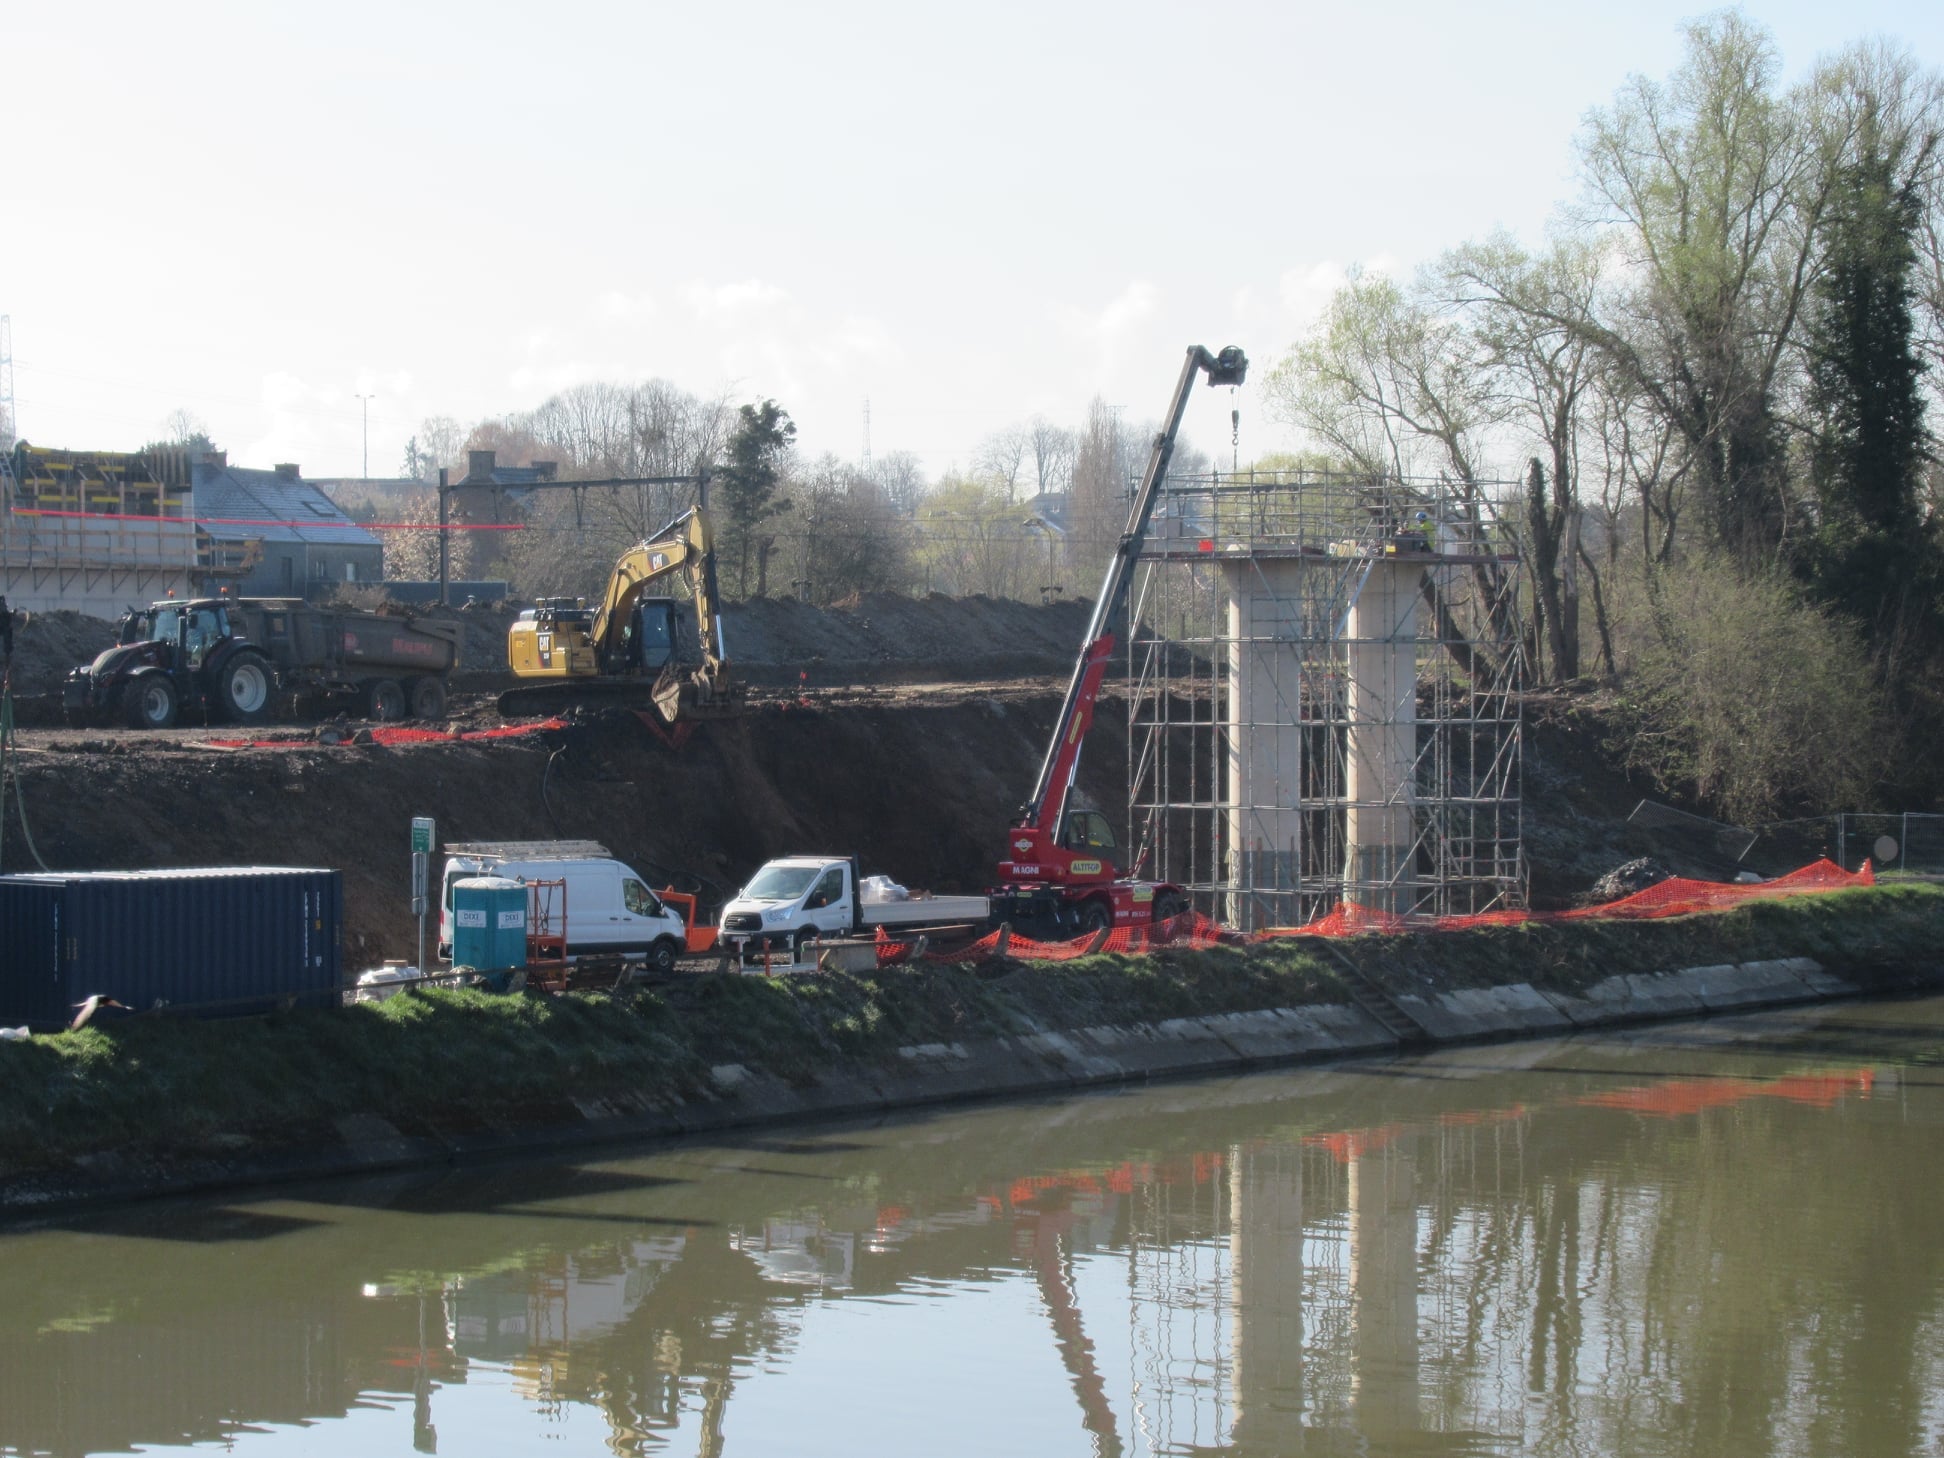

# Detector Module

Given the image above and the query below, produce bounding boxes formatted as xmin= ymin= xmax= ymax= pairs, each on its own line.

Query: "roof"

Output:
xmin=191 ymin=464 xmax=384 ymax=547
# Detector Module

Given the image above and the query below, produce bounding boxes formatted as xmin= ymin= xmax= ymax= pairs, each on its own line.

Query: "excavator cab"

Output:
xmin=629 ymin=598 xmax=678 ymax=673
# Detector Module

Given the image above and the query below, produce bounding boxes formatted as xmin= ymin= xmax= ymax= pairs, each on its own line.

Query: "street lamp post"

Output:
xmin=354 ymin=392 xmax=375 ymax=479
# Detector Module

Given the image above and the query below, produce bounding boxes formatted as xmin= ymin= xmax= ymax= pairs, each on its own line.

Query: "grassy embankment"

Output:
xmin=1 ymin=885 xmax=1939 ymax=1181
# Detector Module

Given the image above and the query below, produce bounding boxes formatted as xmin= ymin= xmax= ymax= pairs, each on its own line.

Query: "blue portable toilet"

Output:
xmin=450 ymin=876 xmax=528 ymax=971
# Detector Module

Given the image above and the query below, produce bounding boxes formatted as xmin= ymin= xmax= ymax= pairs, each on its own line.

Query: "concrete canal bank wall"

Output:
xmin=3 ymin=887 xmax=1941 ymax=1216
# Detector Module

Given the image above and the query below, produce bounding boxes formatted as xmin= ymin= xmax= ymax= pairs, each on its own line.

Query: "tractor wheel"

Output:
xmin=124 ymin=673 xmax=179 ymax=730
xmin=407 ymin=676 xmax=447 ymax=721
xmin=1078 ymin=900 xmax=1113 ymax=936
xmin=644 ymin=938 xmax=680 ymax=976
xmin=366 ymin=678 xmax=406 ymax=722
xmin=216 ymin=651 xmax=274 ymax=725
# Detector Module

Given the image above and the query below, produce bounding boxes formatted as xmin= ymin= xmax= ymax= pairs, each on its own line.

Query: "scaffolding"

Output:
xmin=1126 ymin=469 xmax=1525 ymax=932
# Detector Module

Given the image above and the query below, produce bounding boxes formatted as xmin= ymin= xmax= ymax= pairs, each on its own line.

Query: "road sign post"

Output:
xmin=411 ymin=816 xmax=435 ymax=973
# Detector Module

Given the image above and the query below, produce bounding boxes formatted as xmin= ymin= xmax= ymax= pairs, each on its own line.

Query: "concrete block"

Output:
xmin=1395 ymin=984 xmax=1575 ymax=1040
xmin=1539 ymin=971 xmax=1708 ymax=1027
xmin=1689 ymin=961 xmax=1819 ymax=1010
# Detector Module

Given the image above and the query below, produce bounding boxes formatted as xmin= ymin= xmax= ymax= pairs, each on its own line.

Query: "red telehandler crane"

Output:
xmin=992 ymin=344 xmax=1248 ymax=935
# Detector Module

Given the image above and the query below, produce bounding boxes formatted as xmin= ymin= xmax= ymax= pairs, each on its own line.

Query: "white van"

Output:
xmin=438 ymin=840 xmax=690 ymax=973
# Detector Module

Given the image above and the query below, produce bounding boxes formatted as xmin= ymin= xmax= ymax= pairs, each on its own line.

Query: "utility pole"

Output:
xmin=355 ymin=392 xmax=374 ymax=479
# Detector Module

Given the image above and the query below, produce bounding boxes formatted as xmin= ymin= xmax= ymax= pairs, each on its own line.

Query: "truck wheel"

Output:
xmin=791 ymin=931 xmax=813 ymax=965
xmin=216 ymin=650 xmax=273 ymax=725
xmin=1078 ymin=900 xmax=1112 ymax=936
xmin=124 ymin=673 xmax=179 ymax=730
xmin=645 ymin=938 xmax=679 ymax=976
xmin=366 ymin=678 xmax=406 ymax=722
xmin=407 ymin=676 xmax=447 ymax=720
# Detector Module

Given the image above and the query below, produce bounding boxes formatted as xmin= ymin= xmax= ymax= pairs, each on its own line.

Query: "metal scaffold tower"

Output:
xmin=1126 ymin=468 xmax=1526 ymax=932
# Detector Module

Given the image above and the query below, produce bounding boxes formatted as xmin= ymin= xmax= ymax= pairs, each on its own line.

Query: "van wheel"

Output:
xmin=645 ymin=938 xmax=679 ymax=976
xmin=791 ymin=931 xmax=813 ymax=965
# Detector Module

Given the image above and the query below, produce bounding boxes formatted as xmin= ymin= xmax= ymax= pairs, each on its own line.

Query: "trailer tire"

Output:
xmin=366 ymin=678 xmax=406 ymax=722
xmin=406 ymin=676 xmax=447 ymax=721
xmin=1078 ymin=900 xmax=1112 ymax=936
xmin=125 ymin=672 xmax=179 ymax=730
xmin=215 ymin=650 xmax=273 ymax=725
xmin=645 ymin=937 xmax=680 ymax=976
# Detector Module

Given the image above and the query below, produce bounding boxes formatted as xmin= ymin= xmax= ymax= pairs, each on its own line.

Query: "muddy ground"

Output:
xmin=3 ymin=597 xmax=1687 ymax=966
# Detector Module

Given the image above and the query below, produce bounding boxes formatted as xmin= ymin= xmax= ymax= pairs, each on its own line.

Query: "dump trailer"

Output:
xmin=63 ymin=595 xmax=463 ymax=729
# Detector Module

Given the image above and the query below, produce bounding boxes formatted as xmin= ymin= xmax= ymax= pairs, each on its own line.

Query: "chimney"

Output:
xmin=468 ymin=449 xmax=496 ymax=481
xmin=274 ymin=463 xmax=301 ymax=479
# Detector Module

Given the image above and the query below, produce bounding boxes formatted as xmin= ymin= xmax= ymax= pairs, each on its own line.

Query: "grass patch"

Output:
xmin=1 ymin=886 xmax=1938 ymax=1182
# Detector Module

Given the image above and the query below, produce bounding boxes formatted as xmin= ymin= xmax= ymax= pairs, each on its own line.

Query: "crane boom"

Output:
xmin=992 ymin=345 xmax=1245 ymax=930
xmin=1019 ymin=344 xmax=1247 ymax=831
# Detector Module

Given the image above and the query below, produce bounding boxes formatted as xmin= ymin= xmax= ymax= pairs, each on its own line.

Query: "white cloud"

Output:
xmin=597 ymin=290 xmax=655 ymax=322
xmin=685 ymin=278 xmax=790 ymax=318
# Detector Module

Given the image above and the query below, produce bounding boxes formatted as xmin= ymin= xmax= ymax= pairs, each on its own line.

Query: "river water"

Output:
xmin=5 ymin=994 xmax=1944 ymax=1457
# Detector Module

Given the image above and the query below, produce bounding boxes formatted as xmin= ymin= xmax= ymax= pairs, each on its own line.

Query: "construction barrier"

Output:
xmin=1255 ymin=857 xmax=1875 ymax=939
xmin=205 ymin=717 xmax=568 ymax=750
xmin=875 ymin=859 xmax=1876 ymax=968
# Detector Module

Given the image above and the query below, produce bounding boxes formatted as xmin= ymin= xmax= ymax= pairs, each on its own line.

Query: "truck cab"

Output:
xmin=719 ymin=856 xmax=992 ymax=964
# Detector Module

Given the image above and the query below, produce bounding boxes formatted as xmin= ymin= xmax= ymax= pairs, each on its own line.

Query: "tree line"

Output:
xmin=1268 ymin=13 xmax=1943 ymax=823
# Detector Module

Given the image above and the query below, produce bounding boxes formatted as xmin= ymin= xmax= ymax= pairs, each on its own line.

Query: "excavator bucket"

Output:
xmin=650 ymin=665 xmax=746 ymax=726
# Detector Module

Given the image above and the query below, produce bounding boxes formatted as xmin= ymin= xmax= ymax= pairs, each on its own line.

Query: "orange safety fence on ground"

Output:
xmin=204 ymin=717 xmax=568 ymax=750
xmin=872 ymin=858 xmax=1875 ymax=968
xmin=874 ymin=910 xmax=1232 ymax=968
xmin=1254 ymin=857 xmax=1874 ymax=940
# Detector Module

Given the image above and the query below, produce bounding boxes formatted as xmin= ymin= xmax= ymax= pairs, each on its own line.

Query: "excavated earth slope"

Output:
xmin=4 ymin=597 xmax=1679 ymax=962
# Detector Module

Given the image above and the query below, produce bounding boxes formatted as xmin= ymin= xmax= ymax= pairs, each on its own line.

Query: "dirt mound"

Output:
xmin=4 ymin=610 xmax=118 ymax=696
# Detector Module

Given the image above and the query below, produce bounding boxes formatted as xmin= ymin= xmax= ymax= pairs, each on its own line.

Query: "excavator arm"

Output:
xmin=502 ymin=505 xmax=742 ymax=724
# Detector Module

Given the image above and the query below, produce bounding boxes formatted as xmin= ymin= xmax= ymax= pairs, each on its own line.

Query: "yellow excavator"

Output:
xmin=498 ymin=506 xmax=743 ymax=722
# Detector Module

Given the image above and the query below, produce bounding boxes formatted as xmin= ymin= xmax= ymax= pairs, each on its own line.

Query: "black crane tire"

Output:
xmin=1078 ymin=900 xmax=1113 ymax=935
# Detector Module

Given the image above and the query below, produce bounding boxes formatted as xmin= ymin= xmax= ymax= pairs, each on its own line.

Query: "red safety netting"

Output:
xmin=874 ymin=910 xmax=1232 ymax=968
xmin=1254 ymin=857 xmax=1874 ymax=940
xmin=204 ymin=717 xmax=567 ymax=750
xmin=869 ymin=859 xmax=1874 ymax=968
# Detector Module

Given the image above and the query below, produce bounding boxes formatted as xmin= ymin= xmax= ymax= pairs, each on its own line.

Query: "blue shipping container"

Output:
xmin=0 ymin=867 xmax=342 ymax=1027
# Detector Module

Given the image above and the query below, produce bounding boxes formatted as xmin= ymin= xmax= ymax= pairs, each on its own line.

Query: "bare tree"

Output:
xmin=1028 ymin=417 xmax=1077 ymax=496
xmin=976 ymin=424 xmax=1031 ymax=502
xmin=871 ymin=450 xmax=928 ymax=516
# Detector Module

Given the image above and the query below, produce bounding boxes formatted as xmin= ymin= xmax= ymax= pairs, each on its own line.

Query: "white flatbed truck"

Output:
xmin=719 ymin=855 xmax=991 ymax=970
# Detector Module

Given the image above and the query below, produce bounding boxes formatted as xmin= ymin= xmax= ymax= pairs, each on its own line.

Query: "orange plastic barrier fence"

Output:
xmin=1254 ymin=857 xmax=1874 ymax=940
xmin=874 ymin=859 xmax=1875 ymax=968
xmin=206 ymin=717 xmax=567 ymax=750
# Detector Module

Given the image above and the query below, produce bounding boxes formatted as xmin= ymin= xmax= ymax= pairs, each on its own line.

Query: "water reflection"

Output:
xmin=5 ymin=999 xmax=1944 ymax=1457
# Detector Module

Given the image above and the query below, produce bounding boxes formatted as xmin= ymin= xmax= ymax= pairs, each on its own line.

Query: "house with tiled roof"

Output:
xmin=191 ymin=460 xmax=384 ymax=598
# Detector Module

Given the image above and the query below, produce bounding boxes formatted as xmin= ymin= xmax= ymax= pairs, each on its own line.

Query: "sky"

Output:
xmin=6 ymin=0 xmax=1942 ymax=482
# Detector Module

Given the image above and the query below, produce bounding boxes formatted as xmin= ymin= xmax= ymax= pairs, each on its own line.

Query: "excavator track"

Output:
xmin=496 ymin=678 xmax=671 ymax=721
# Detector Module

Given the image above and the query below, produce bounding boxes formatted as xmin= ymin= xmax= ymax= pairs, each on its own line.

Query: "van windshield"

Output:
xmin=742 ymin=864 xmax=821 ymax=902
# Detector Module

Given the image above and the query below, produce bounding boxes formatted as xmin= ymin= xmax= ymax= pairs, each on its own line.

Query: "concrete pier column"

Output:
xmin=1344 ymin=560 xmax=1418 ymax=914
xmin=1222 ymin=559 xmax=1308 ymax=929
xmin=1350 ymin=1137 xmax=1420 ymax=1438
xmin=1228 ymin=1143 xmax=1306 ymax=1450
